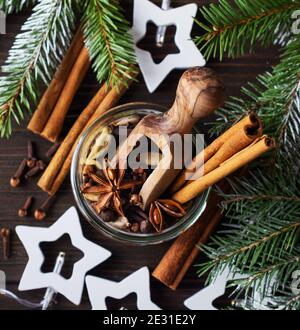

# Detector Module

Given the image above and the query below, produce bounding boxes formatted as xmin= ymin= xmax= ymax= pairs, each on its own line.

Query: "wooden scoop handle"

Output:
xmin=163 ymin=67 xmax=225 ymax=134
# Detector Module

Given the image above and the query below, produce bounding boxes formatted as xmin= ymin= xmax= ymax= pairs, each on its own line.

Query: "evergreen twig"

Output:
xmin=0 ymin=0 xmax=137 ymax=137
xmin=209 ymin=35 xmax=300 ymax=159
xmin=82 ymin=0 xmax=137 ymax=87
xmin=159 ymin=0 xmax=300 ymax=310
xmin=0 ymin=0 xmax=79 ymax=137
xmin=235 ymin=251 xmax=300 ymax=295
xmin=195 ymin=0 xmax=300 ymax=59
xmin=274 ymin=291 xmax=300 ymax=310
xmin=197 ymin=143 xmax=300 ymax=307
xmin=0 ymin=0 xmax=37 ymax=13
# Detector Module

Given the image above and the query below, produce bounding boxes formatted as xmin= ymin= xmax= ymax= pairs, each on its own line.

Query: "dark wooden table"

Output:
xmin=0 ymin=0 xmax=278 ymax=310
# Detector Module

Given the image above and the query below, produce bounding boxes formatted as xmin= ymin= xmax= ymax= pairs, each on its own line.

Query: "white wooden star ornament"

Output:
xmin=86 ymin=267 xmax=160 ymax=310
xmin=184 ymin=267 xmax=244 ymax=310
xmin=131 ymin=0 xmax=206 ymax=93
xmin=16 ymin=207 xmax=112 ymax=305
xmin=184 ymin=267 xmax=278 ymax=310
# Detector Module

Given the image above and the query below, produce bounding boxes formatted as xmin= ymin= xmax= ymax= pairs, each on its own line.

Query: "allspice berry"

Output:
xmin=130 ymin=194 xmax=141 ymax=206
xmin=100 ymin=209 xmax=116 ymax=222
xmin=140 ymin=220 xmax=151 ymax=233
xmin=130 ymin=223 xmax=140 ymax=233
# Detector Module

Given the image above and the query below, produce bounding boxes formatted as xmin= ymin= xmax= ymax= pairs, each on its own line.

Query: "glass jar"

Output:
xmin=71 ymin=102 xmax=210 ymax=245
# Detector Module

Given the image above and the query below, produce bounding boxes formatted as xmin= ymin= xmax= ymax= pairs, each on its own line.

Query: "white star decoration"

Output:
xmin=184 ymin=267 xmax=243 ymax=310
xmin=86 ymin=267 xmax=160 ymax=310
xmin=16 ymin=207 xmax=111 ymax=305
xmin=184 ymin=267 xmax=277 ymax=310
xmin=131 ymin=0 xmax=206 ymax=93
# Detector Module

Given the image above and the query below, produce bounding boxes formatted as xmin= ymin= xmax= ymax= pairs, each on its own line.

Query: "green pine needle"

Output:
xmin=82 ymin=0 xmax=137 ymax=87
xmin=0 ymin=0 xmax=79 ymax=138
xmin=195 ymin=0 xmax=300 ymax=60
xmin=0 ymin=0 xmax=37 ymax=14
xmin=234 ymin=251 xmax=300 ymax=299
xmin=272 ymin=289 xmax=300 ymax=310
xmin=196 ymin=156 xmax=300 ymax=307
xmin=0 ymin=0 xmax=138 ymax=137
xmin=195 ymin=12 xmax=300 ymax=306
xmin=210 ymin=35 xmax=300 ymax=159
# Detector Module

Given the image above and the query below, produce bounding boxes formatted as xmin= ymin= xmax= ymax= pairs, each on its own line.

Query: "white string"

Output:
xmin=0 ymin=289 xmax=43 ymax=309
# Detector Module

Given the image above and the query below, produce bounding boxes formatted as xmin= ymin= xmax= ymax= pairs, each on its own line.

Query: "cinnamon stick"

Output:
xmin=41 ymin=46 xmax=91 ymax=142
xmin=171 ymin=210 xmax=222 ymax=290
xmin=27 ymin=29 xmax=84 ymax=134
xmin=170 ymin=112 xmax=262 ymax=193
xmin=190 ymin=124 xmax=262 ymax=181
xmin=38 ymin=83 xmax=110 ymax=193
xmin=38 ymin=77 xmax=135 ymax=195
xmin=172 ymin=136 xmax=275 ymax=204
xmin=86 ymin=81 xmax=133 ymax=126
xmin=152 ymin=189 xmax=224 ymax=290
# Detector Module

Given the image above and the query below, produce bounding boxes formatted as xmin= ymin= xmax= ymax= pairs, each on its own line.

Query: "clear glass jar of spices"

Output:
xmin=71 ymin=102 xmax=210 ymax=245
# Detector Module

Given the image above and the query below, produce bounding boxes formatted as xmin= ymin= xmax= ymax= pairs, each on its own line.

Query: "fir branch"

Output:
xmin=0 ymin=0 xmax=79 ymax=137
xmin=274 ymin=291 xmax=300 ymax=310
xmin=197 ymin=166 xmax=300 ymax=306
xmin=222 ymin=195 xmax=300 ymax=204
xmin=210 ymin=35 xmax=300 ymax=159
xmin=195 ymin=0 xmax=300 ymax=59
xmin=218 ymin=169 xmax=300 ymax=221
xmin=0 ymin=0 xmax=37 ymax=14
xmin=237 ymin=289 xmax=300 ymax=310
xmin=82 ymin=0 xmax=137 ymax=87
xmin=279 ymin=79 xmax=300 ymax=156
xmin=234 ymin=251 xmax=300 ymax=298
xmin=197 ymin=221 xmax=300 ymax=279
xmin=195 ymin=0 xmax=300 ymax=310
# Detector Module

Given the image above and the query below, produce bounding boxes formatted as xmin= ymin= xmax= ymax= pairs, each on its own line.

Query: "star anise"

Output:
xmin=82 ymin=166 xmax=143 ymax=216
xmin=149 ymin=199 xmax=186 ymax=233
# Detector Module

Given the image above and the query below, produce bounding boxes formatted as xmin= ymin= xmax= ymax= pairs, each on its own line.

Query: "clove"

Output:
xmin=18 ymin=196 xmax=34 ymax=218
xmin=127 ymin=205 xmax=148 ymax=223
xmin=27 ymin=141 xmax=37 ymax=168
xmin=37 ymin=160 xmax=47 ymax=171
xmin=45 ymin=141 xmax=61 ymax=159
xmin=10 ymin=158 xmax=27 ymax=188
xmin=25 ymin=160 xmax=46 ymax=179
xmin=34 ymin=195 xmax=56 ymax=221
xmin=1 ymin=228 xmax=11 ymax=260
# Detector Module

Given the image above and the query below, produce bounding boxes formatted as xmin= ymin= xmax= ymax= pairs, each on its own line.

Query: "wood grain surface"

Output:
xmin=0 ymin=0 xmax=279 ymax=310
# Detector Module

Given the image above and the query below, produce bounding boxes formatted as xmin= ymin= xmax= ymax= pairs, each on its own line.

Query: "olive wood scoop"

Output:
xmin=113 ymin=67 xmax=225 ymax=210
